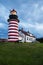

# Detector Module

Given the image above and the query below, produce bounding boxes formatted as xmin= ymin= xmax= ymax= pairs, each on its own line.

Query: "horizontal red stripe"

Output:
xmin=9 ymin=19 xmax=18 ymax=22
xmin=9 ymin=22 xmax=18 ymax=24
xmin=8 ymin=36 xmax=18 ymax=38
xmin=8 ymin=32 xmax=18 ymax=34
xmin=8 ymin=25 xmax=18 ymax=27
xmin=8 ymin=28 xmax=18 ymax=30
xmin=8 ymin=31 xmax=18 ymax=33
xmin=8 ymin=35 xmax=19 ymax=36
xmin=8 ymin=34 xmax=18 ymax=36
xmin=8 ymin=38 xmax=18 ymax=39
xmin=9 ymin=23 xmax=18 ymax=25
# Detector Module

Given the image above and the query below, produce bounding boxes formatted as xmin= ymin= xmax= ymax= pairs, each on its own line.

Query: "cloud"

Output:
xmin=0 ymin=3 xmax=8 ymax=36
xmin=0 ymin=23 xmax=8 ymax=29
xmin=18 ymin=2 xmax=43 ymax=37
xmin=19 ymin=21 xmax=43 ymax=37
xmin=0 ymin=3 xmax=9 ymax=21
xmin=18 ymin=3 xmax=43 ymax=22
xmin=0 ymin=23 xmax=8 ymax=38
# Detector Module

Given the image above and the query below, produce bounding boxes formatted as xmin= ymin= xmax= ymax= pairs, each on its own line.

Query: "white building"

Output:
xmin=19 ymin=29 xmax=36 ymax=43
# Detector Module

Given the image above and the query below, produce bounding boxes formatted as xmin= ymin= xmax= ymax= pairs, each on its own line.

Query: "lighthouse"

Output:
xmin=8 ymin=9 xmax=19 ymax=42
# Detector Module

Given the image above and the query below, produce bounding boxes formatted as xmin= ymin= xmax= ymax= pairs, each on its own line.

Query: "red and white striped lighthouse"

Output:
xmin=8 ymin=9 xmax=19 ymax=42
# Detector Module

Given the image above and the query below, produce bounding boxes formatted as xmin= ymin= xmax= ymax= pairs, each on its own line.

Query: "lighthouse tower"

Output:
xmin=8 ymin=9 xmax=19 ymax=42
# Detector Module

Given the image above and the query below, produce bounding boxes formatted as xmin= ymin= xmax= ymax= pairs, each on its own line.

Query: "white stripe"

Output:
xmin=8 ymin=27 xmax=18 ymax=29
xmin=8 ymin=36 xmax=18 ymax=38
xmin=10 ymin=21 xmax=18 ymax=23
xmin=9 ymin=21 xmax=18 ymax=24
xmin=8 ymin=39 xmax=18 ymax=41
xmin=8 ymin=30 xmax=18 ymax=32
xmin=9 ymin=24 xmax=18 ymax=26
xmin=8 ymin=33 xmax=18 ymax=35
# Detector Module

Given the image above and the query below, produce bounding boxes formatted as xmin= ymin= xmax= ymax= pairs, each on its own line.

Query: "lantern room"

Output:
xmin=10 ymin=9 xmax=17 ymax=15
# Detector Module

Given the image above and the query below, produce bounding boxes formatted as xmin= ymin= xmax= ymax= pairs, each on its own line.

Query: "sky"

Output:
xmin=0 ymin=0 xmax=43 ymax=38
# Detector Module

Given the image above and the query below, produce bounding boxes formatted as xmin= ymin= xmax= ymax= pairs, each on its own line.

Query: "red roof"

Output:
xmin=19 ymin=29 xmax=35 ymax=38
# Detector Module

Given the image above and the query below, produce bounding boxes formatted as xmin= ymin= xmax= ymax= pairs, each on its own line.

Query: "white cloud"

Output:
xmin=19 ymin=21 xmax=43 ymax=36
xmin=18 ymin=3 xmax=43 ymax=22
xmin=35 ymin=23 xmax=43 ymax=30
xmin=0 ymin=23 xmax=7 ymax=29
xmin=0 ymin=23 xmax=4 ymax=28
xmin=0 ymin=3 xmax=9 ymax=21
xmin=18 ymin=3 xmax=43 ymax=37
xmin=34 ymin=3 xmax=39 ymax=8
xmin=0 ymin=3 xmax=9 ymax=30
xmin=40 ymin=6 xmax=43 ymax=11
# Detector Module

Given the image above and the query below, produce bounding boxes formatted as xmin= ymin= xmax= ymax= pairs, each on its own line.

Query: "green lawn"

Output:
xmin=0 ymin=42 xmax=43 ymax=65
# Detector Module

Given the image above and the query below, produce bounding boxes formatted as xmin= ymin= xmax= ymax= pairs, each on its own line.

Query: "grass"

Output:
xmin=0 ymin=42 xmax=43 ymax=65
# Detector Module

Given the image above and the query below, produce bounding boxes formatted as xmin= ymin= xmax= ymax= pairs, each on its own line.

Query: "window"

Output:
xmin=27 ymin=37 xmax=28 ymax=40
xmin=29 ymin=38 xmax=32 ymax=41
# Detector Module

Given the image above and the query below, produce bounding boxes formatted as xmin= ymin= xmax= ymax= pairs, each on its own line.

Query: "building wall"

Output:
xmin=31 ymin=37 xmax=36 ymax=42
xmin=26 ymin=36 xmax=36 ymax=42
xmin=19 ymin=31 xmax=36 ymax=43
xmin=26 ymin=36 xmax=32 ymax=42
xmin=19 ymin=31 xmax=25 ymax=42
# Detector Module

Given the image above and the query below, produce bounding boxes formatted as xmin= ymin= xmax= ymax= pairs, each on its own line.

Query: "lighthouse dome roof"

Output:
xmin=10 ymin=9 xmax=17 ymax=15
